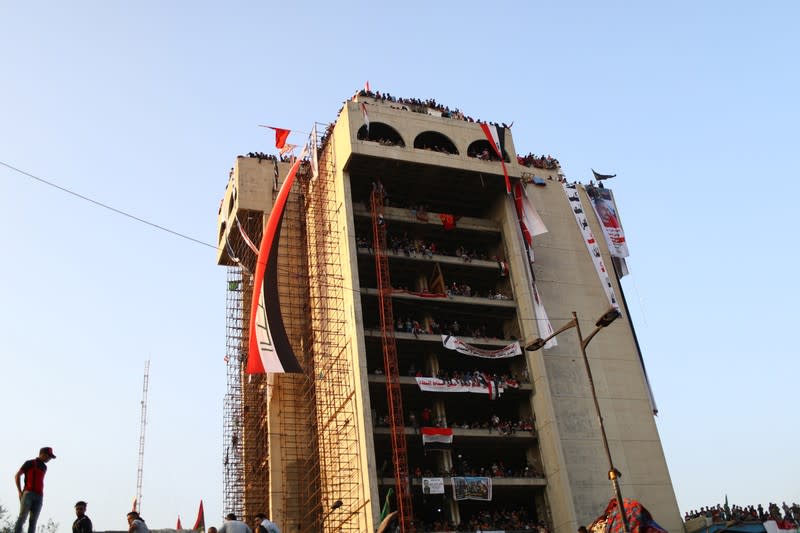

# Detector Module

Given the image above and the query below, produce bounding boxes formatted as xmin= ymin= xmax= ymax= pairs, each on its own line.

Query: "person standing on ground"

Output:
xmin=73 ymin=501 xmax=92 ymax=533
xmin=13 ymin=446 xmax=56 ymax=533
xmin=254 ymin=513 xmax=280 ymax=533
xmin=218 ymin=513 xmax=251 ymax=533
xmin=127 ymin=512 xmax=149 ymax=533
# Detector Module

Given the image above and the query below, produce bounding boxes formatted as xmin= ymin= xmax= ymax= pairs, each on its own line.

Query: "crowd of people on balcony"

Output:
xmin=685 ymin=501 xmax=800 ymax=525
xmin=448 ymin=414 xmax=535 ymax=435
xmin=412 ymin=457 xmax=544 ymax=479
xmin=390 ymin=315 xmax=505 ymax=340
xmin=356 ymin=232 xmax=494 ymax=264
xmin=517 ymin=152 xmax=560 ymax=169
xmin=412 ymin=507 xmax=546 ymax=533
xmin=428 ymin=369 xmax=523 ymax=389
xmin=376 ymin=408 xmax=534 ymax=438
xmin=466 ymin=147 xmax=505 ymax=163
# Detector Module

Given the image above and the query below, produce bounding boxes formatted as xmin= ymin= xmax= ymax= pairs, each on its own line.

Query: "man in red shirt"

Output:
xmin=13 ymin=447 xmax=56 ymax=533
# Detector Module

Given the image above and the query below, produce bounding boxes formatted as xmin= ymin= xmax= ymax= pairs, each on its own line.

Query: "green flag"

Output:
xmin=380 ymin=488 xmax=394 ymax=522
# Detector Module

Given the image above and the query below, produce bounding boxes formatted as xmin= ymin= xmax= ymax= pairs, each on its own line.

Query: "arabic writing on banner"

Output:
xmin=563 ymin=183 xmax=619 ymax=310
xmin=441 ymin=335 xmax=521 ymax=359
xmin=422 ymin=477 xmax=445 ymax=494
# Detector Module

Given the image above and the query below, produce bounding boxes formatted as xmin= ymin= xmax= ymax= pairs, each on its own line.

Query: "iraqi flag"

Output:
xmin=247 ymin=156 xmax=304 ymax=374
xmin=421 ymin=427 xmax=453 ymax=451
xmin=512 ymin=182 xmax=548 ymax=250
xmin=479 ymin=122 xmax=511 ymax=194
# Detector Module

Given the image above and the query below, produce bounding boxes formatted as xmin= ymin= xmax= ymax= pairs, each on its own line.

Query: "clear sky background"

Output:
xmin=1 ymin=1 xmax=798 ymax=531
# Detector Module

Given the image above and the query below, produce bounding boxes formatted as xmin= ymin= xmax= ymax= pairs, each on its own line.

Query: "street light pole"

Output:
xmin=571 ymin=312 xmax=630 ymax=533
xmin=526 ymin=308 xmax=630 ymax=532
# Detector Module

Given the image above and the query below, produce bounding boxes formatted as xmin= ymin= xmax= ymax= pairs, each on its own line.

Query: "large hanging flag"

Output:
xmin=512 ymin=182 xmax=548 ymax=252
xmin=562 ymin=182 xmax=619 ymax=310
xmin=247 ymin=156 xmax=304 ymax=374
xmin=421 ymin=427 xmax=453 ymax=451
xmin=532 ymin=284 xmax=556 ymax=349
xmin=360 ymin=102 xmax=370 ymax=134
xmin=510 ymin=181 xmax=556 ymax=348
xmin=478 ymin=122 xmax=511 ymax=194
xmin=585 ymin=184 xmax=629 ymax=258
xmin=192 ymin=500 xmax=205 ymax=533
xmin=259 ymin=126 xmax=291 ymax=150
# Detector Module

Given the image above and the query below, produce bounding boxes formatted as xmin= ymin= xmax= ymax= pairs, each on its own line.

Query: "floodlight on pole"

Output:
xmin=524 ymin=308 xmax=629 ymax=533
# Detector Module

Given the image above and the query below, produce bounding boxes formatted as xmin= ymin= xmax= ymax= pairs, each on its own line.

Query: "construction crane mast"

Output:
xmin=135 ymin=360 xmax=150 ymax=513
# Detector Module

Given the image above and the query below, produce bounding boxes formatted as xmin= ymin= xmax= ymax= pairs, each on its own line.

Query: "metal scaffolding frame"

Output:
xmin=302 ymin=130 xmax=371 ymax=532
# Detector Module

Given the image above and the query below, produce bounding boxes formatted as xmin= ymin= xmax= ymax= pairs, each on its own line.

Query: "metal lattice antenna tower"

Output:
xmin=135 ymin=360 xmax=150 ymax=513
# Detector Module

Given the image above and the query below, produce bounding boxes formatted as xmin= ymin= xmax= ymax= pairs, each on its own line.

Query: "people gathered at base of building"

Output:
xmin=685 ymin=501 xmax=800 ymax=525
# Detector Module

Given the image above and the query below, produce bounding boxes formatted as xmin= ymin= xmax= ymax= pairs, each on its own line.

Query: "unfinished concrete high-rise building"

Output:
xmin=215 ymin=91 xmax=682 ymax=533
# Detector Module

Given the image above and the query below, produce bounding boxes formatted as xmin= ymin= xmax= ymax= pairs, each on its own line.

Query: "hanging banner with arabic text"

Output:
xmin=415 ymin=377 xmax=515 ymax=399
xmin=585 ymin=185 xmax=629 ymax=258
xmin=441 ymin=335 xmax=521 ymax=359
xmin=563 ymin=183 xmax=619 ymax=310
xmin=422 ymin=477 xmax=445 ymax=495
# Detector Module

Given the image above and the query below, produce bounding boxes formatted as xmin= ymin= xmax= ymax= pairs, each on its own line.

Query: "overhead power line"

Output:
xmin=0 ymin=160 xmax=217 ymax=250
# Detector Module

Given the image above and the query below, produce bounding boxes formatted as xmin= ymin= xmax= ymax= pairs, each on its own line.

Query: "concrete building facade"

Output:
xmin=216 ymin=93 xmax=682 ymax=533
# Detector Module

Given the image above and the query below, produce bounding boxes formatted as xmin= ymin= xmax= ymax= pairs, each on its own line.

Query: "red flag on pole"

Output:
xmin=192 ymin=500 xmax=205 ymax=532
xmin=258 ymin=126 xmax=291 ymax=149
xmin=177 ymin=517 xmax=183 ymax=530
xmin=364 ymin=80 xmax=371 ymax=92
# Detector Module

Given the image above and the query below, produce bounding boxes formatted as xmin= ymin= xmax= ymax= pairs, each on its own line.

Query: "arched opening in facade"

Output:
xmin=357 ymin=123 xmax=405 ymax=147
xmin=467 ymin=140 xmax=510 ymax=163
xmin=413 ymin=131 xmax=459 ymax=155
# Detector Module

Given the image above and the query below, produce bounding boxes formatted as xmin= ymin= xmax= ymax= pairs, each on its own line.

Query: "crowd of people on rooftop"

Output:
xmin=685 ymin=501 xmax=800 ymax=525
xmin=517 ymin=152 xmax=560 ymax=169
xmin=357 ymin=89 xmax=505 ymax=126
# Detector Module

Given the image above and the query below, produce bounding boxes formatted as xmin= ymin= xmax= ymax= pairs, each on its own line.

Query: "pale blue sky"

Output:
xmin=1 ymin=1 xmax=798 ymax=531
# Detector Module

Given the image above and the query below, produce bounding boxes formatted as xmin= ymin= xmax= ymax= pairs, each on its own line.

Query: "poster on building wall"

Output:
xmin=441 ymin=335 xmax=521 ymax=359
xmin=562 ymin=183 xmax=620 ymax=310
xmin=422 ymin=477 xmax=445 ymax=494
xmin=585 ymin=185 xmax=629 ymax=258
xmin=452 ymin=477 xmax=492 ymax=501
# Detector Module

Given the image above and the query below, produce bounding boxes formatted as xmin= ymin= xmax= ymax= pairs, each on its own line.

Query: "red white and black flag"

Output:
xmin=421 ymin=427 xmax=453 ymax=451
xmin=247 ymin=154 xmax=305 ymax=374
xmin=478 ymin=122 xmax=511 ymax=194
